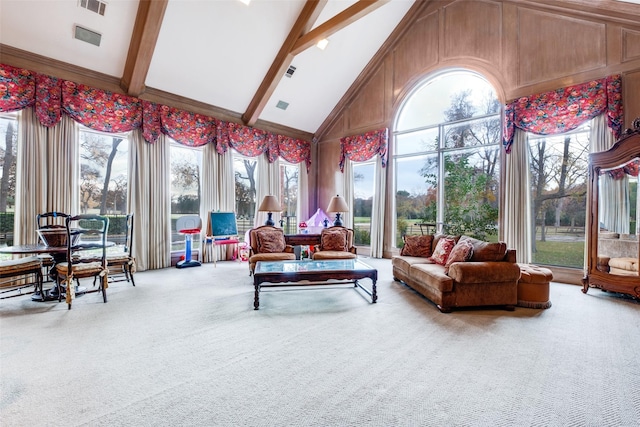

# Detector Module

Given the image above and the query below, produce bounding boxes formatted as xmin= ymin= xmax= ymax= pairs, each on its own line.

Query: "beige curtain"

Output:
xmin=297 ymin=163 xmax=309 ymax=227
xmin=200 ymin=143 xmax=235 ymax=259
xmin=590 ymin=115 xmax=626 ymax=233
xmin=503 ymin=129 xmax=532 ymax=264
xmin=15 ymin=109 xmax=78 ymax=245
xmin=253 ymin=155 xmax=280 ymax=228
xmin=370 ymin=156 xmax=386 ymax=258
xmin=338 ymin=158 xmax=354 ymax=229
xmin=128 ymin=131 xmax=171 ymax=271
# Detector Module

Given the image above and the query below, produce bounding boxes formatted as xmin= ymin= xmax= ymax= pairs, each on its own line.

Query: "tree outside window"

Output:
xmin=0 ymin=113 xmax=17 ymax=248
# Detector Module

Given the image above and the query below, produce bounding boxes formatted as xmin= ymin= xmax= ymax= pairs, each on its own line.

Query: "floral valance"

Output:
xmin=503 ymin=75 xmax=623 ymax=153
xmin=0 ymin=63 xmax=311 ymax=166
xmin=603 ymin=160 xmax=639 ymax=180
xmin=339 ymin=128 xmax=388 ymax=172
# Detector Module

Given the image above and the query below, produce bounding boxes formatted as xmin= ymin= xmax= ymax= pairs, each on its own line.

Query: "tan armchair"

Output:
xmin=312 ymin=226 xmax=357 ymax=260
xmin=248 ymin=226 xmax=295 ymax=275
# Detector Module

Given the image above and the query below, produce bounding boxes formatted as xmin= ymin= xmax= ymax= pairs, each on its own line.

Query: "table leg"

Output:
xmin=254 ymin=282 xmax=260 ymax=310
xmin=372 ymin=279 xmax=377 ymax=303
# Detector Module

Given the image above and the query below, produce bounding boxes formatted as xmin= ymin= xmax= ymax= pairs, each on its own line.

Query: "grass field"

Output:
xmin=532 ymin=240 xmax=585 ymax=268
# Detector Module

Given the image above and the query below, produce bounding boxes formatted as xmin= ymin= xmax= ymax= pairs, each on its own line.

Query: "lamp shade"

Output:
xmin=258 ymin=195 xmax=282 ymax=212
xmin=327 ymin=195 xmax=349 ymax=213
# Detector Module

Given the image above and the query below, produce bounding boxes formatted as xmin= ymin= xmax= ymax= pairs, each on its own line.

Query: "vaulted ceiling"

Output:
xmin=0 ymin=0 xmax=416 ymax=140
xmin=1 ymin=0 xmax=639 ymax=142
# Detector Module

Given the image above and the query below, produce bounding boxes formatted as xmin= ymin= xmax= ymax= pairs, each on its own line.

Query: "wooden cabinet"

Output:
xmin=583 ymin=118 xmax=640 ymax=299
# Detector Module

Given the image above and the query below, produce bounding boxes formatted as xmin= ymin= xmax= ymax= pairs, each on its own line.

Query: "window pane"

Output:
xmin=529 ymin=127 xmax=589 ymax=268
xmin=395 ymin=128 xmax=438 ymax=155
xmin=170 ymin=143 xmax=202 ymax=250
xmin=395 ymin=154 xmax=437 ymax=245
xmin=0 ymin=113 xmax=17 ymax=250
xmin=234 ymin=153 xmax=257 ymax=238
xmin=443 ymin=116 xmax=501 ymax=149
xmin=280 ymin=162 xmax=298 ymax=234
xmin=353 ymin=162 xmax=375 ymax=245
xmin=443 ymin=147 xmax=500 ymax=239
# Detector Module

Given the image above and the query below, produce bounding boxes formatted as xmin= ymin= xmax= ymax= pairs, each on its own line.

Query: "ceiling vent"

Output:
xmin=78 ymin=0 xmax=107 ymax=16
xmin=285 ymin=65 xmax=296 ymax=78
xmin=74 ymin=25 xmax=102 ymax=47
xmin=276 ymin=101 xmax=289 ymax=110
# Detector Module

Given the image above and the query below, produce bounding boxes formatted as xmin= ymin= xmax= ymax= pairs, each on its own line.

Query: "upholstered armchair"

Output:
xmin=248 ymin=226 xmax=295 ymax=275
xmin=312 ymin=226 xmax=357 ymax=260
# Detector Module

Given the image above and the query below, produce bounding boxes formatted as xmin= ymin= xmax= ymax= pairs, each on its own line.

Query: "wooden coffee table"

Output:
xmin=253 ymin=259 xmax=378 ymax=310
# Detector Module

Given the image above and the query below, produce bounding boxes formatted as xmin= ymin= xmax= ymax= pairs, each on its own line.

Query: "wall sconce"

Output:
xmin=326 ymin=194 xmax=349 ymax=227
xmin=258 ymin=195 xmax=281 ymax=226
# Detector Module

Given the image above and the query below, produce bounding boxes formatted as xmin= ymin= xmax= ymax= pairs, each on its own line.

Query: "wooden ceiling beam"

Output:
xmin=242 ymin=0 xmax=327 ymax=127
xmin=291 ymin=0 xmax=390 ymax=56
xmin=120 ymin=0 xmax=168 ymax=97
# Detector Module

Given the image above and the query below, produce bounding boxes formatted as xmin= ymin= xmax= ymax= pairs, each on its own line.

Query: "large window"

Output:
xmin=353 ymin=161 xmax=375 ymax=245
xmin=0 ymin=112 xmax=17 ymax=249
xmin=170 ymin=142 xmax=202 ymax=251
xmin=280 ymin=161 xmax=298 ymax=234
xmin=234 ymin=152 xmax=257 ymax=237
xmin=393 ymin=71 xmax=501 ymax=247
xmin=528 ymin=124 xmax=590 ymax=268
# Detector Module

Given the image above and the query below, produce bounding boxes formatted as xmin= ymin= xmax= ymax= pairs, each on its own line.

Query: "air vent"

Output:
xmin=276 ymin=101 xmax=289 ymax=110
xmin=79 ymin=0 xmax=107 ymax=16
xmin=74 ymin=25 xmax=102 ymax=47
xmin=285 ymin=66 xmax=296 ymax=78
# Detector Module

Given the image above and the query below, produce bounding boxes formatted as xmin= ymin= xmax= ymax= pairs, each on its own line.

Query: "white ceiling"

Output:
xmin=0 ymin=0 xmax=416 ymax=135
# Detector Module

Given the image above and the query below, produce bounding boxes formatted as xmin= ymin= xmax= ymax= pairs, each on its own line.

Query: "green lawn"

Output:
xmin=532 ymin=240 xmax=585 ymax=268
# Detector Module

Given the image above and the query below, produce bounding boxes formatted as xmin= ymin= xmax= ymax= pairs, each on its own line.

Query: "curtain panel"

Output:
xmin=339 ymin=128 xmax=388 ymax=172
xmin=0 ymin=63 xmax=311 ymax=166
xmin=503 ymin=75 xmax=623 ymax=152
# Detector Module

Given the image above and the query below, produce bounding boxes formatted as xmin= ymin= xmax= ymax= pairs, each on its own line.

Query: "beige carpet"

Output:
xmin=1 ymin=257 xmax=639 ymax=426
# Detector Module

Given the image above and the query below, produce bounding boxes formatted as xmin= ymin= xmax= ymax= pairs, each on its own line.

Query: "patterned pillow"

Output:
xmin=401 ymin=235 xmax=433 ymax=257
xmin=256 ymin=230 xmax=286 ymax=253
xmin=321 ymin=228 xmax=348 ymax=251
xmin=430 ymin=237 xmax=456 ymax=266
xmin=444 ymin=239 xmax=474 ymax=274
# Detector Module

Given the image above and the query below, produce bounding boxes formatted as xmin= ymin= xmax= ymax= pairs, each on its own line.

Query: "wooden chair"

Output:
xmin=106 ymin=213 xmax=135 ymax=285
xmin=312 ymin=226 xmax=357 ymax=260
xmin=248 ymin=225 xmax=295 ymax=275
xmin=0 ymin=256 xmax=44 ymax=301
xmin=36 ymin=211 xmax=71 ymax=281
xmin=55 ymin=214 xmax=109 ymax=310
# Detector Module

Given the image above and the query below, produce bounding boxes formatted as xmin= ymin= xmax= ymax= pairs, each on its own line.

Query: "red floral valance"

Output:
xmin=339 ymin=128 xmax=388 ymax=172
xmin=503 ymin=75 xmax=623 ymax=152
xmin=0 ymin=63 xmax=311 ymax=166
xmin=604 ymin=160 xmax=639 ymax=180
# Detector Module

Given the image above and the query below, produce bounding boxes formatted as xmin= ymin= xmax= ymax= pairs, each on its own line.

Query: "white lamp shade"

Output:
xmin=258 ymin=195 xmax=282 ymax=212
xmin=327 ymin=195 xmax=349 ymax=213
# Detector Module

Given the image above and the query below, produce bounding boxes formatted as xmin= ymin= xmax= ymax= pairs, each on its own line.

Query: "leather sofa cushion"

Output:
xmin=460 ymin=236 xmax=507 ymax=262
xmin=409 ymin=263 xmax=454 ymax=293
xmin=392 ymin=255 xmax=434 ymax=276
xmin=447 ymin=261 xmax=521 ymax=284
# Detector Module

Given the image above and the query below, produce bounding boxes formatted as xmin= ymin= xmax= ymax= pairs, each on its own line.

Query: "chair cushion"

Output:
xmin=0 ymin=256 xmax=42 ymax=276
xmin=320 ymin=228 xmax=348 ymax=251
xmin=401 ymin=234 xmax=433 ymax=257
xmin=312 ymin=251 xmax=356 ymax=260
xmin=256 ymin=229 xmax=286 ymax=253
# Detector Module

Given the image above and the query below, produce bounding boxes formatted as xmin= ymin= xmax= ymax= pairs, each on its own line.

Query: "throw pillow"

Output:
xmin=321 ymin=228 xmax=348 ymax=251
xmin=444 ymin=239 xmax=474 ymax=274
xmin=430 ymin=237 xmax=456 ymax=266
xmin=460 ymin=236 xmax=507 ymax=262
xmin=401 ymin=234 xmax=434 ymax=257
xmin=256 ymin=230 xmax=286 ymax=253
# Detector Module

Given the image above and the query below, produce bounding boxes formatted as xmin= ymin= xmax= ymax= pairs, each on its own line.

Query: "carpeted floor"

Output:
xmin=1 ymin=257 xmax=639 ymax=427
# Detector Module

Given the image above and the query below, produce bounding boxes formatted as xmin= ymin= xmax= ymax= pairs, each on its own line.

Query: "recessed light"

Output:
xmin=316 ymin=39 xmax=329 ymax=50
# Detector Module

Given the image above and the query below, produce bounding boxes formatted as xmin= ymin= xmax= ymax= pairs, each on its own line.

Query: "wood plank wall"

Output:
xmin=314 ymin=0 xmax=640 ymax=260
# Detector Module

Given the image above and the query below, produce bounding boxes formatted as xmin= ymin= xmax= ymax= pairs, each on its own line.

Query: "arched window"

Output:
xmin=393 ymin=70 xmax=501 ymax=247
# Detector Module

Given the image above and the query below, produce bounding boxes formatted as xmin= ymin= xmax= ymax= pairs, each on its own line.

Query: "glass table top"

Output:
xmin=255 ymin=259 xmax=374 ymax=274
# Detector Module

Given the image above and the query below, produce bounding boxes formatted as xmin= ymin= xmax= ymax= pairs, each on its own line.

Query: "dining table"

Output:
xmin=0 ymin=242 xmax=114 ymax=301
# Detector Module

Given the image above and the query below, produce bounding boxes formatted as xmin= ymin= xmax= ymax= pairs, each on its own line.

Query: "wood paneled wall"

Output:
xmin=314 ymin=0 xmax=640 ymax=251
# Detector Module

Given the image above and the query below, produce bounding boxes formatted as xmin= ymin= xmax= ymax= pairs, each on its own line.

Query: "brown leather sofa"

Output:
xmin=392 ymin=234 xmax=521 ymax=312
xmin=248 ymin=226 xmax=295 ymax=275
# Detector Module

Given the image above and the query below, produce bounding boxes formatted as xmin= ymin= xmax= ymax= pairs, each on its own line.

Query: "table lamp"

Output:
xmin=327 ymin=194 xmax=349 ymax=227
xmin=258 ymin=195 xmax=282 ymax=226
